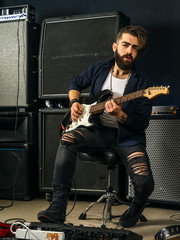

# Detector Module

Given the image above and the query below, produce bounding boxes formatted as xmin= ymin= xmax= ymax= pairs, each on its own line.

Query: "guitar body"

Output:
xmin=61 ymin=90 xmax=113 ymax=134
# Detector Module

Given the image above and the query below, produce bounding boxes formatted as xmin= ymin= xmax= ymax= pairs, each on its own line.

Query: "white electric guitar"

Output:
xmin=61 ymin=86 xmax=170 ymax=134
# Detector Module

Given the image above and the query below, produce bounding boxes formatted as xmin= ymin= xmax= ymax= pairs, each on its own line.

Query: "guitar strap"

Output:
xmin=0 ymin=222 xmax=16 ymax=237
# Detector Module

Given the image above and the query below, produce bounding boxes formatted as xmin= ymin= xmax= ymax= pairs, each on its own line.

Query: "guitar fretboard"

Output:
xmin=90 ymin=89 xmax=144 ymax=113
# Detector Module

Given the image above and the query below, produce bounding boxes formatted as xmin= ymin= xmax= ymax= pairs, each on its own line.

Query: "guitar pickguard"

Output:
xmin=65 ymin=102 xmax=97 ymax=132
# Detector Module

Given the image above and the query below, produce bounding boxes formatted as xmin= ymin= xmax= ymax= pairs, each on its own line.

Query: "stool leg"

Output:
xmin=101 ymin=193 xmax=113 ymax=227
xmin=79 ymin=194 xmax=106 ymax=220
xmin=103 ymin=191 xmax=126 ymax=225
xmin=113 ymin=193 xmax=130 ymax=206
xmin=79 ymin=167 xmax=137 ymax=225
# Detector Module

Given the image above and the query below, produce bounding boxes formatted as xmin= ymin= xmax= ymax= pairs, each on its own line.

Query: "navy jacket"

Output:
xmin=69 ymin=58 xmax=153 ymax=146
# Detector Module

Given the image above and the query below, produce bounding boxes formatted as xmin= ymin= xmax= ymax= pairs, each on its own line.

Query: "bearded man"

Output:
xmin=38 ymin=25 xmax=154 ymax=228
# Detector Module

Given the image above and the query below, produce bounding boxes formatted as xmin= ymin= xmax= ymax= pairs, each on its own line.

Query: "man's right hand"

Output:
xmin=70 ymin=102 xmax=83 ymax=122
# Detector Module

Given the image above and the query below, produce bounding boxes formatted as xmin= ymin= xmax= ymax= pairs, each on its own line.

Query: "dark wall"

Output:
xmin=1 ymin=0 xmax=179 ymax=105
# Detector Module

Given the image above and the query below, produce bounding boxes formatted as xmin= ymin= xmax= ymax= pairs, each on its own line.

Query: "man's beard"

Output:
xmin=114 ymin=50 xmax=135 ymax=70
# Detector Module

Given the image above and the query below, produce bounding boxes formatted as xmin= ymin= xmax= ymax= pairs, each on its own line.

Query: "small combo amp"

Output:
xmin=128 ymin=105 xmax=180 ymax=205
xmin=15 ymin=222 xmax=143 ymax=240
xmin=151 ymin=105 xmax=180 ymax=116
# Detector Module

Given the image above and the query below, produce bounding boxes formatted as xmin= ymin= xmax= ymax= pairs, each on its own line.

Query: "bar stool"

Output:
xmin=77 ymin=148 xmax=130 ymax=227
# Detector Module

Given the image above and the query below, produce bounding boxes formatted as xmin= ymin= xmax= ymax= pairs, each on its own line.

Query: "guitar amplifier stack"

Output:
xmin=0 ymin=5 xmax=40 ymax=200
xmin=38 ymin=11 xmax=180 ymax=206
xmin=128 ymin=106 xmax=180 ymax=205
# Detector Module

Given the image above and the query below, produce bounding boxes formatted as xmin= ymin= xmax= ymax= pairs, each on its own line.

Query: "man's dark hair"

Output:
xmin=116 ymin=25 xmax=148 ymax=56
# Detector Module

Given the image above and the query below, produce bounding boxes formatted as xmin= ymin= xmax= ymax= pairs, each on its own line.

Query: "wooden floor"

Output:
xmin=1 ymin=195 xmax=180 ymax=240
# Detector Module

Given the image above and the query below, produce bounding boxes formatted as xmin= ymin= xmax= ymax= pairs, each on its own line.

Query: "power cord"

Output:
xmin=169 ymin=213 xmax=180 ymax=223
xmin=66 ymin=179 xmax=77 ymax=217
xmin=5 ymin=218 xmax=26 ymax=224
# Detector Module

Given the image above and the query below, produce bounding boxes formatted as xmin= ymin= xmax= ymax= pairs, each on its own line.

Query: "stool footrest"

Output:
xmin=79 ymin=213 xmax=87 ymax=220
xmin=140 ymin=214 xmax=147 ymax=222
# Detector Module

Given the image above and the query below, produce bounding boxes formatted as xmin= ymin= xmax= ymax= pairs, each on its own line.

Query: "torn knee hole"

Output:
xmin=131 ymin=162 xmax=148 ymax=175
xmin=74 ymin=129 xmax=85 ymax=138
xmin=61 ymin=133 xmax=76 ymax=143
xmin=127 ymin=152 xmax=146 ymax=161
xmin=61 ymin=129 xmax=85 ymax=144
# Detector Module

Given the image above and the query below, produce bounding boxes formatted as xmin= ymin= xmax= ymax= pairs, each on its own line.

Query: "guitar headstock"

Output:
xmin=144 ymin=86 xmax=170 ymax=100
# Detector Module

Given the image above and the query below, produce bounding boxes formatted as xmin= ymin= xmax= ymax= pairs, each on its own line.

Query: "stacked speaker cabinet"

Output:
xmin=39 ymin=109 xmax=124 ymax=196
xmin=0 ymin=5 xmax=40 ymax=200
xmin=128 ymin=112 xmax=180 ymax=205
xmin=38 ymin=12 xmax=130 ymax=195
xmin=0 ymin=5 xmax=40 ymax=108
xmin=0 ymin=112 xmax=39 ymax=200
xmin=38 ymin=12 xmax=130 ymax=99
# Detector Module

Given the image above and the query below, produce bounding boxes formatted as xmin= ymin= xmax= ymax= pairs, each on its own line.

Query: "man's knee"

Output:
xmin=134 ymin=173 xmax=154 ymax=198
xmin=127 ymin=151 xmax=154 ymax=197
xmin=61 ymin=129 xmax=85 ymax=147
xmin=127 ymin=151 xmax=151 ymax=176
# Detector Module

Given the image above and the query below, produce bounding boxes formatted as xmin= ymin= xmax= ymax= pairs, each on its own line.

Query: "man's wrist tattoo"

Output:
xmin=118 ymin=113 xmax=128 ymax=123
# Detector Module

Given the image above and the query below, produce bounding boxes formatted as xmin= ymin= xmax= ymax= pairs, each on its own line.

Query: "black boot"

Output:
xmin=37 ymin=184 xmax=70 ymax=223
xmin=37 ymin=202 xmax=67 ymax=223
xmin=119 ymin=200 xmax=146 ymax=228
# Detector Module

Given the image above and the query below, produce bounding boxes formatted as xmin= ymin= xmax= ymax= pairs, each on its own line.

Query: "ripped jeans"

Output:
xmin=52 ymin=126 xmax=154 ymax=204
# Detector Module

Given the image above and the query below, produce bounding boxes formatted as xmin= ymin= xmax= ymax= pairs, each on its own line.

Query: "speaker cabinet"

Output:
xmin=128 ymin=116 xmax=180 ymax=205
xmin=0 ymin=112 xmax=37 ymax=143
xmin=39 ymin=109 xmax=123 ymax=195
xmin=38 ymin=12 xmax=130 ymax=99
xmin=0 ymin=112 xmax=38 ymax=200
xmin=0 ymin=19 xmax=40 ymax=107
xmin=0 ymin=145 xmax=38 ymax=200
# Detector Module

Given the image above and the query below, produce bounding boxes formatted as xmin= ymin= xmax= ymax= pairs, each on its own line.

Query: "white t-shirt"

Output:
xmin=100 ymin=71 xmax=129 ymax=128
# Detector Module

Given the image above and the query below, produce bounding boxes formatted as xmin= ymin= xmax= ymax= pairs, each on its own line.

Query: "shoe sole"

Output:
xmin=119 ymin=216 xmax=140 ymax=228
xmin=38 ymin=214 xmax=63 ymax=224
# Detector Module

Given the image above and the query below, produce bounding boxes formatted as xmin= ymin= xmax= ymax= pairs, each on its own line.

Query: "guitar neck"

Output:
xmin=90 ymin=89 xmax=144 ymax=113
